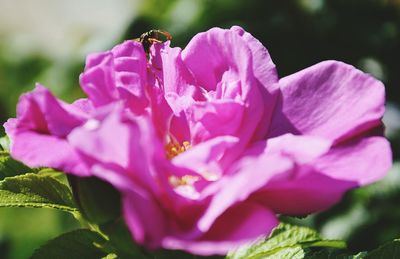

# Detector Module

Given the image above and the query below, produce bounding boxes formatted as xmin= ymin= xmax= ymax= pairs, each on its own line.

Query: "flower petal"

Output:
xmin=79 ymin=52 xmax=118 ymax=105
xmin=153 ymin=42 xmax=202 ymax=99
xmin=162 ymin=202 xmax=278 ymax=256
xmin=186 ymin=100 xmax=245 ymax=143
xmin=253 ymin=171 xmax=355 ymax=215
xmin=315 ymin=135 xmax=392 ymax=185
xmin=196 ymin=146 xmax=293 ymax=234
xmin=269 ymin=61 xmax=386 ymax=142
xmin=252 ymin=135 xmax=391 ymax=215
xmin=68 ymin=112 xmax=132 ymax=169
xmin=212 ymin=134 xmax=336 ymax=216
xmin=123 ymin=186 xmax=166 ymax=248
xmin=230 ymin=25 xmax=279 ymax=140
xmin=71 ymin=98 xmax=95 ymax=114
xmin=80 ymin=40 xmax=149 ymax=111
xmin=8 ymin=131 xmax=90 ymax=176
xmin=4 ymin=85 xmax=89 ymax=175
xmin=182 ymin=27 xmax=278 ymax=144
xmin=230 ymin=26 xmax=278 ymax=88
xmin=16 ymin=85 xmax=85 ymax=137
xmin=194 ymin=134 xmax=331 ymax=229
xmin=68 ymin=109 xmax=167 ymax=193
xmin=172 ymin=135 xmax=240 ymax=177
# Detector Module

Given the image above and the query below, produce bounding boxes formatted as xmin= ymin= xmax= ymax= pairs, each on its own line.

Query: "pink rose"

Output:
xmin=4 ymin=26 xmax=392 ymax=255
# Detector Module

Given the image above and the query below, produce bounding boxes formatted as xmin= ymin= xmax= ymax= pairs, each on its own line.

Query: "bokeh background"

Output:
xmin=0 ymin=0 xmax=399 ymax=258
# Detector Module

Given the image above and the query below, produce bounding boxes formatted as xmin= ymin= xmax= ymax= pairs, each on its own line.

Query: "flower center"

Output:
xmin=165 ymin=141 xmax=191 ymax=159
xmin=168 ymin=174 xmax=200 ymax=199
xmin=165 ymin=141 xmax=220 ymax=199
xmin=169 ymin=175 xmax=200 ymax=187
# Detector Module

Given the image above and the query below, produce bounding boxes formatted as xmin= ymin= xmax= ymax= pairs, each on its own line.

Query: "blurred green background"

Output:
xmin=0 ymin=0 xmax=399 ymax=258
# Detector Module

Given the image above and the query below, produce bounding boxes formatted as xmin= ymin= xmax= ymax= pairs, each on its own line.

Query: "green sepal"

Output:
xmin=68 ymin=176 xmax=121 ymax=225
xmin=100 ymin=218 xmax=150 ymax=258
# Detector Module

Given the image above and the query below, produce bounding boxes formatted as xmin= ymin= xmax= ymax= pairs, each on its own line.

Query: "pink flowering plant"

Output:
xmin=0 ymin=27 xmax=394 ymax=258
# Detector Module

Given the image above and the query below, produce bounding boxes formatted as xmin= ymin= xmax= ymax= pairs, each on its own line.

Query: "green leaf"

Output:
xmin=227 ymin=223 xmax=346 ymax=259
xmin=30 ymin=229 xmax=108 ymax=259
xmin=69 ymin=176 xmax=121 ymax=225
xmin=153 ymin=249 xmax=223 ymax=259
xmin=37 ymin=168 xmax=70 ymax=186
xmin=305 ymin=239 xmax=400 ymax=258
xmin=306 ymin=239 xmax=348 ymax=249
xmin=0 ymin=135 xmax=10 ymax=151
xmin=364 ymin=239 xmax=400 ymax=258
xmin=305 ymin=249 xmax=367 ymax=258
xmin=0 ymin=173 xmax=77 ymax=212
xmin=0 ymin=151 xmax=32 ymax=180
xmin=100 ymin=218 xmax=147 ymax=258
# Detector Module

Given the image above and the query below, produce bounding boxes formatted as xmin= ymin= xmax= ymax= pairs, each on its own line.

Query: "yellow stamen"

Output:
xmin=165 ymin=141 xmax=191 ymax=159
xmin=169 ymin=175 xmax=200 ymax=187
xmin=200 ymin=171 xmax=220 ymax=181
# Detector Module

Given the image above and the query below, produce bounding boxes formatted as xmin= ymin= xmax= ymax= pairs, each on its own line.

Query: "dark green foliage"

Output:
xmin=100 ymin=218 xmax=145 ymax=258
xmin=30 ymin=229 xmax=108 ymax=259
xmin=68 ymin=176 xmax=121 ymax=225
xmin=365 ymin=239 xmax=400 ymax=259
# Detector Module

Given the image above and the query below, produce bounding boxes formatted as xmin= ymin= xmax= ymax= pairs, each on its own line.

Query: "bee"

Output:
xmin=134 ymin=29 xmax=172 ymax=54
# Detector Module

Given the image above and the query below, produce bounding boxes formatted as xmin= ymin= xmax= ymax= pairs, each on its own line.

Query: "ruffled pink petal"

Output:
xmin=10 ymin=131 xmax=89 ymax=175
xmin=3 ymin=118 xmax=17 ymax=138
xmin=80 ymin=52 xmax=118 ymax=105
xmin=230 ymin=26 xmax=279 ymax=140
xmin=112 ymin=41 xmax=149 ymax=111
xmin=182 ymin=27 xmax=255 ymax=93
xmin=155 ymin=42 xmax=202 ymax=99
xmin=221 ymin=134 xmax=338 ymax=216
xmin=181 ymin=27 xmax=277 ymax=145
xmin=68 ymin=112 xmax=132 ymax=169
xmin=169 ymin=113 xmax=191 ymax=144
xmin=80 ymin=40 xmax=149 ymax=112
xmin=252 ymin=135 xmax=391 ymax=215
xmin=16 ymin=85 xmax=85 ymax=137
xmin=196 ymin=146 xmax=293 ymax=234
xmin=172 ymin=135 xmax=240 ymax=177
xmin=4 ymin=85 xmax=90 ymax=175
xmin=162 ymin=202 xmax=278 ymax=256
xmin=230 ymin=26 xmax=278 ymax=88
xmin=122 ymin=186 xmax=166 ymax=248
xmin=5 ymin=85 xmax=89 ymax=173
xmin=260 ymin=133 xmax=332 ymax=164
xmin=148 ymin=86 xmax=174 ymax=139
xmin=68 ymin=109 xmax=167 ymax=193
xmin=71 ymin=98 xmax=95 ymax=114
xmin=253 ymin=171 xmax=355 ymax=215
xmin=314 ymin=135 xmax=392 ymax=185
xmin=162 ymin=92 xmax=194 ymax=142
xmin=269 ymin=61 xmax=386 ymax=143
xmin=186 ymin=100 xmax=245 ymax=143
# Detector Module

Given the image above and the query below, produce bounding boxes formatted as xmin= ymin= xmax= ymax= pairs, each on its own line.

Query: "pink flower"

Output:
xmin=4 ymin=26 xmax=392 ymax=255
